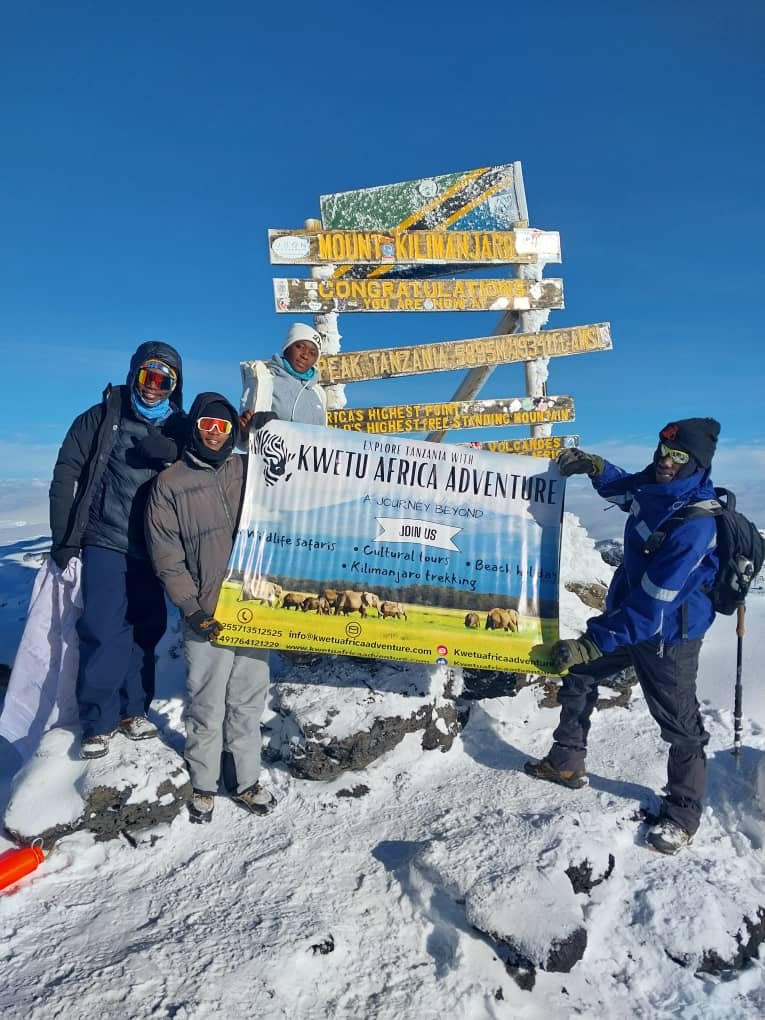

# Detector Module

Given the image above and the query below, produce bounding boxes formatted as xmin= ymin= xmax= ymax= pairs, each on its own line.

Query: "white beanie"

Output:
xmin=282 ymin=322 xmax=322 ymax=357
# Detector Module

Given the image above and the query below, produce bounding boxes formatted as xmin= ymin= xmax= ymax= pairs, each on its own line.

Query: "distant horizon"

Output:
xmin=3 ymin=432 xmax=764 ymax=548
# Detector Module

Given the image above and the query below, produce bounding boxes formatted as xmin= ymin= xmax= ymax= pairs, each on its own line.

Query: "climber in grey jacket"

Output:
xmin=241 ymin=322 xmax=327 ymax=426
xmin=145 ymin=392 xmax=276 ymax=824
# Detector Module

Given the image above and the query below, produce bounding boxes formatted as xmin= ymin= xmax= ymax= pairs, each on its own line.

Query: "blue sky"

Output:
xmin=1 ymin=1 xmax=763 ymax=528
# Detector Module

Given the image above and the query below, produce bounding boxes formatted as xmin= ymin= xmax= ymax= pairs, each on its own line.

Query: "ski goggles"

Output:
xmin=196 ymin=416 xmax=233 ymax=435
xmin=136 ymin=366 xmax=176 ymax=392
xmin=658 ymin=443 xmax=690 ymax=465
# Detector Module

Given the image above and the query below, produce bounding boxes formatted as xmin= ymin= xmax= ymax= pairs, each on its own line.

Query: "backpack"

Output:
xmin=645 ymin=488 xmax=765 ymax=615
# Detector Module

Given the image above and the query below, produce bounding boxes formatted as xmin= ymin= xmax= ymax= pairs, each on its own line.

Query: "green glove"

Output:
xmin=550 ymin=636 xmax=602 ymax=672
xmin=556 ymin=449 xmax=605 ymax=478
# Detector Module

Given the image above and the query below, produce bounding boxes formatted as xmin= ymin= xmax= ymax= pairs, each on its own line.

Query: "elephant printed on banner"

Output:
xmin=282 ymin=592 xmax=311 ymax=611
xmin=485 ymin=608 xmax=519 ymax=632
xmin=379 ymin=601 xmax=407 ymax=620
xmin=334 ymin=591 xmax=380 ymax=617
xmin=464 ymin=612 xmax=480 ymax=629
xmin=240 ymin=577 xmax=283 ymax=607
xmin=300 ymin=596 xmax=331 ymax=615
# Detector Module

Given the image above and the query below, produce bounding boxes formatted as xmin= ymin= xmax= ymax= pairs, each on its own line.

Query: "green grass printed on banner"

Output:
xmin=214 ymin=582 xmax=559 ymax=674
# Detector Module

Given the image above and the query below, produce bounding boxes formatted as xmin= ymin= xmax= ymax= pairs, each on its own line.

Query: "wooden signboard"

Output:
xmin=327 ymin=395 xmax=574 ymax=435
xmin=268 ymin=227 xmax=561 ymax=267
xmin=273 ymin=276 xmax=563 ymax=314
xmin=320 ymin=163 xmax=527 ymax=280
xmin=318 ymin=323 xmax=611 ymax=384
xmin=466 ymin=435 xmax=580 ymax=458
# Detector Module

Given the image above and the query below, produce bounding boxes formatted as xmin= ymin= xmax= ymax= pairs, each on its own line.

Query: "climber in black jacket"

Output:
xmin=49 ymin=341 xmax=186 ymax=759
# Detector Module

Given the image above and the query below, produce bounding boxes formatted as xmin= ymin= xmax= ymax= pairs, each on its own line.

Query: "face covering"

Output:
xmin=277 ymin=354 xmax=316 ymax=383
xmin=131 ymin=389 xmax=173 ymax=422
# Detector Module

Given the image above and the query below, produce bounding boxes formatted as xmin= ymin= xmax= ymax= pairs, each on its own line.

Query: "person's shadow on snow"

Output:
xmin=459 ymin=699 xmax=655 ymax=806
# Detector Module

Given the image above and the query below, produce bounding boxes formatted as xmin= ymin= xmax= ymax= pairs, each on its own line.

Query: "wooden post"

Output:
xmin=305 ymin=217 xmax=345 ymax=412
xmin=426 ymin=160 xmax=554 ymax=442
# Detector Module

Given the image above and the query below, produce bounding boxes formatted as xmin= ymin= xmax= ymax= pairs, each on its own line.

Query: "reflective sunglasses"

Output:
xmin=658 ymin=443 xmax=690 ymax=465
xmin=137 ymin=367 xmax=175 ymax=392
xmin=197 ymin=416 xmax=233 ymax=435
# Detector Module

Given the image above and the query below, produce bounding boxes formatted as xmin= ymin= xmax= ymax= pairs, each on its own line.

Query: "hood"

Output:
xmin=186 ymin=391 xmax=240 ymax=467
xmin=127 ymin=341 xmax=184 ymax=410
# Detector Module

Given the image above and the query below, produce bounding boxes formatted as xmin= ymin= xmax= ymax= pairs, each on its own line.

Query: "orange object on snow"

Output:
xmin=0 ymin=840 xmax=45 ymax=891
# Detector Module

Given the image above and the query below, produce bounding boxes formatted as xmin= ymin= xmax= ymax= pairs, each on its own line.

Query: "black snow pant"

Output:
xmin=77 ymin=546 xmax=167 ymax=738
xmin=548 ymin=638 xmax=709 ymax=835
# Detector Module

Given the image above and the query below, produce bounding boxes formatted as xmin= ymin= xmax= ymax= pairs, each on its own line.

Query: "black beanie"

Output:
xmin=658 ymin=417 xmax=720 ymax=469
xmin=201 ymin=399 xmax=236 ymax=427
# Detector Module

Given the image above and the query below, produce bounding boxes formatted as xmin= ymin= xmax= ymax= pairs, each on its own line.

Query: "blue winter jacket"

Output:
xmin=584 ymin=461 xmax=718 ymax=654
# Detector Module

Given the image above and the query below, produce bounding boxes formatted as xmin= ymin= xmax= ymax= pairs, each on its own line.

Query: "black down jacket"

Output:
xmin=49 ymin=341 xmax=186 ymax=559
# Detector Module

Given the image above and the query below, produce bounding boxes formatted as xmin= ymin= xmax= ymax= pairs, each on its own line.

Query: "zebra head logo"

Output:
xmin=255 ymin=430 xmax=295 ymax=486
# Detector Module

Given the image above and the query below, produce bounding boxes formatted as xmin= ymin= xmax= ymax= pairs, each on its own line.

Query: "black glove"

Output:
xmin=249 ymin=411 xmax=278 ymax=431
xmin=186 ymin=610 xmax=224 ymax=642
xmin=550 ymin=636 xmax=602 ymax=672
xmin=136 ymin=425 xmax=178 ymax=466
xmin=556 ymin=448 xmax=605 ymax=478
xmin=51 ymin=546 xmax=78 ymax=570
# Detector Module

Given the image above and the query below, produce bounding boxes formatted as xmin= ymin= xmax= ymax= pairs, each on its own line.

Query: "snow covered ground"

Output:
xmin=1 ymin=499 xmax=764 ymax=1019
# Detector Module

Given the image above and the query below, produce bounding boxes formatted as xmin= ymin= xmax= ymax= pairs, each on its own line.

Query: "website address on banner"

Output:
xmin=288 ymin=631 xmax=431 ymax=656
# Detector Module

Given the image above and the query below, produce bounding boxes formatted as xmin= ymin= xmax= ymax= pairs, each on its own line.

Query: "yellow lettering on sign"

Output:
xmin=395 ymin=234 xmax=412 ymax=261
xmin=430 ymin=234 xmax=447 ymax=260
xmin=318 ymin=234 xmax=333 ymax=260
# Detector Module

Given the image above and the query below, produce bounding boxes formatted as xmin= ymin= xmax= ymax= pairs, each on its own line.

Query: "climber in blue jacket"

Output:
xmin=526 ymin=417 xmax=721 ymax=856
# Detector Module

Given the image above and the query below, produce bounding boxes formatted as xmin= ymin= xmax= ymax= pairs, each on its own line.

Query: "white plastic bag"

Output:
xmin=0 ymin=555 xmax=82 ymax=760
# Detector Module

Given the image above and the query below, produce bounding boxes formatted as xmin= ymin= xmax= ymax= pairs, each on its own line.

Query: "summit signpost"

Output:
xmin=261 ymin=162 xmax=614 ymax=458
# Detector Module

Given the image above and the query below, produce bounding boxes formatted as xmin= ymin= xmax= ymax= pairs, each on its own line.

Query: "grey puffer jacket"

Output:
xmin=265 ymin=355 xmax=326 ymax=425
xmin=145 ymin=444 xmax=245 ymax=618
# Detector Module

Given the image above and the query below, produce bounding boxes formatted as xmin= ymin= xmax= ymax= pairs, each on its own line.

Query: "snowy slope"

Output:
xmin=0 ymin=509 xmax=764 ymax=1019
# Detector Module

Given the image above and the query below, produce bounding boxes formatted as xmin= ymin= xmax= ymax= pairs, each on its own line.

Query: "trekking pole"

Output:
xmin=733 ymin=603 xmax=746 ymax=769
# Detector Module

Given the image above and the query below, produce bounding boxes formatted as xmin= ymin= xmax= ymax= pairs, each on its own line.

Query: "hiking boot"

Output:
xmin=188 ymin=790 xmax=215 ymax=824
xmin=646 ymin=817 xmax=692 ymax=855
xmin=119 ymin=716 xmax=159 ymax=741
xmin=232 ymin=783 xmax=277 ymax=816
xmin=524 ymin=757 xmax=588 ymax=790
xmin=81 ymin=732 xmax=114 ymax=760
